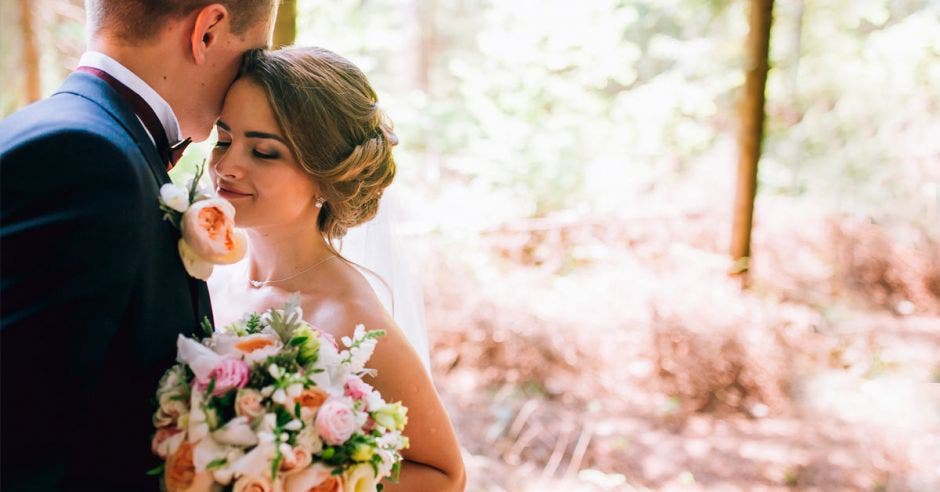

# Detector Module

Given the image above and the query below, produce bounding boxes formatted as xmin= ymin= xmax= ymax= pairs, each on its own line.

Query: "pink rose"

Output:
xmin=315 ymin=398 xmax=357 ymax=445
xmin=195 ymin=358 xmax=249 ymax=396
xmin=235 ymin=388 xmax=266 ymax=419
xmin=344 ymin=375 xmax=374 ymax=401
xmin=181 ymin=198 xmax=247 ymax=264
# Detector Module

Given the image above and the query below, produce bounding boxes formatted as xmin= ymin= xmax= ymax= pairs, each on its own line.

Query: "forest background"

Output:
xmin=2 ymin=0 xmax=939 ymax=490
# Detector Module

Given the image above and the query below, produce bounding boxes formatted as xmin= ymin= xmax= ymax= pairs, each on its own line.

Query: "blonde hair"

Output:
xmin=239 ymin=47 xmax=398 ymax=257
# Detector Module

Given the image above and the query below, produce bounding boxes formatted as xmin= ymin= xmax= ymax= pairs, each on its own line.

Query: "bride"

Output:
xmin=206 ymin=47 xmax=465 ymax=491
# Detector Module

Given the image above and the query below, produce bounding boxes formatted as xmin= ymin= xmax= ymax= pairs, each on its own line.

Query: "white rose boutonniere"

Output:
xmin=159 ymin=162 xmax=247 ymax=280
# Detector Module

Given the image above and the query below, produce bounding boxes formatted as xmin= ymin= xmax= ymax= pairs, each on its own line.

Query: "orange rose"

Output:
xmin=296 ymin=387 xmax=329 ymax=411
xmin=165 ymin=441 xmax=196 ymax=491
xmin=164 ymin=441 xmax=216 ymax=492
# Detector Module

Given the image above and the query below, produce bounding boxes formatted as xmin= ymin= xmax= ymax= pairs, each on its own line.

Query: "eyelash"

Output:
xmin=212 ymin=141 xmax=279 ymax=160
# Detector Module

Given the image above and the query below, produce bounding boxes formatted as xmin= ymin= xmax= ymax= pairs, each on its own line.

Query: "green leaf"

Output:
xmin=391 ymin=461 xmax=401 ymax=483
xmin=206 ymin=458 xmax=228 ymax=470
xmin=188 ymin=160 xmax=207 ymax=202
xmin=200 ymin=317 xmax=214 ymax=337
xmin=270 ymin=452 xmax=283 ymax=481
xmin=204 ymin=377 xmax=216 ymax=398
xmin=276 ymin=406 xmax=293 ymax=426
xmin=145 ymin=464 xmax=164 ymax=476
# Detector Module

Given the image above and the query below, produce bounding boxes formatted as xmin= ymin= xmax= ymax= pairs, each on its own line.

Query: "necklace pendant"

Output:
xmin=248 ymin=280 xmax=266 ymax=288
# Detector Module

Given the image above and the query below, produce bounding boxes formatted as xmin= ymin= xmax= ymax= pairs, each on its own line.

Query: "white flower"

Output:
xmin=286 ymin=383 xmax=304 ymax=399
xmin=348 ymin=341 xmax=377 ymax=373
xmin=193 ymin=436 xmax=228 ymax=472
xmin=211 ymin=416 xmax=259 ymax=447
xmin=210 ymin=447 xmax=246 ymax=485
xmin=283 ymin=419 xmax=303 ymax=431
xmin=364 ymin=392 xmax=385 ymax=413
xmin=295 ymin=425 xmax=323 ymax=455
xmin=160 ymin=183 xmax=190 ymax=212
xmin=229 ymin=442 xmax=276 ymax=480
xmin=176 ymin=335 xmax=223 ymax=385
xmin=272 ymin=388 xmax=288 ymax=405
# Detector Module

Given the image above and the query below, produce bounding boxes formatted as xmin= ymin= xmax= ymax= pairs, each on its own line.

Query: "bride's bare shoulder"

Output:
xmin=304 ymin=260 xmax=393 ymax=339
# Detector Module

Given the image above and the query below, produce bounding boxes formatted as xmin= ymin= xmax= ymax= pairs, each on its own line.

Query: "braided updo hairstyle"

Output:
xmin=239 ymin=47 xmax=398 ymax=250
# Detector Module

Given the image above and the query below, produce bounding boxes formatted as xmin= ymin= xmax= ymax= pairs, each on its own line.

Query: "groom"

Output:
xmin=0 ymin=1 xmax=276 ymax=490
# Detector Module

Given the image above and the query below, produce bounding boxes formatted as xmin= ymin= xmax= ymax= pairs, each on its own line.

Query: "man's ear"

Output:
xmin=190 ymin=3 xmax=230 ymax=65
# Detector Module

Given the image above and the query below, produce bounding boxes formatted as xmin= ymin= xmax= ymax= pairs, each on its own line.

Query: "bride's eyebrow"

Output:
xmin=215 ymin=119 xmax=286 ymax=144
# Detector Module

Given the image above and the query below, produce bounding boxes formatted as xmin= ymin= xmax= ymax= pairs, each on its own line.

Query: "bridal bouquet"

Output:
xmin=150 ymin=298 xmax=409 ymax=492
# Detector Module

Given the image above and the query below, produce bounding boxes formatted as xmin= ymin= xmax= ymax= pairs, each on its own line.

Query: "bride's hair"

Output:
xmin=239 ymin=47 xmax=398 ymax=251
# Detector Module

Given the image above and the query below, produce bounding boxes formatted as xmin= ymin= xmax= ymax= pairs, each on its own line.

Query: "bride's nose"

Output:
xmin=212 ymin=149 xmax=244 ymax=180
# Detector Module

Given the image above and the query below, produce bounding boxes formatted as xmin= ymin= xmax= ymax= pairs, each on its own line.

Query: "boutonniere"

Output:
xmin=158 ymin=162 xmax=247 ymax=280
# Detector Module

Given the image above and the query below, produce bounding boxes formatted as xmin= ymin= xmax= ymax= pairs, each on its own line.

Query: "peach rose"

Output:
xmin=232 ymin=475 xmax=278 ymax=492
xmin=164 ymin=441 xmax=216 ymax=492
xmin=234 ymin=333 xmax=284 ymax=364
xmin=181 ymin=198 xmax=246 ymax=264
xmin=152 ymin=427 xmax=185 ymax=459
xmin=279 ymin=446 xmax=313 ymax=477
xmin=235 ymin=388 xmax=266 ymax=420
xmin=283 ymin=463 xmax=343 ymax=492
xmin=179 ymin=198 xmax=247 ymax=279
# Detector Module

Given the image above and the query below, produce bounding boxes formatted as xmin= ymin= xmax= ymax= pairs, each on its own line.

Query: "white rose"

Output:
xmin=160 ymin=183 xmax=190 ymax=212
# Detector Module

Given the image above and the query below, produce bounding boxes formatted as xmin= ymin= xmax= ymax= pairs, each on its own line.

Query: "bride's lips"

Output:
xmin=216 ymin=184 xmax=253 ymax=200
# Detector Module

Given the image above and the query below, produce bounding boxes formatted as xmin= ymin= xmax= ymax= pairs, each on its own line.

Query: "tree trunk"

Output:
xmin=730 ymin=0 xmax=774 ymax=278
xmin=20 ymin=0 xmax=41 ymax=103
xmin=272 ymin=0 xmax=297 ymax=48
xmin=414 ymin=0 xmax=436 ymax=94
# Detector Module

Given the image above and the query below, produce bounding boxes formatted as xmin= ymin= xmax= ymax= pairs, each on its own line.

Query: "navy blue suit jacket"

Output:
xmin=0 ymin=72 xmax=213 ymax=490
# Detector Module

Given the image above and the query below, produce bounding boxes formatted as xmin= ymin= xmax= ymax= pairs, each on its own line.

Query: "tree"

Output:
xmin=730 ymin=0 xmax=774 ymax=278
xmin=20 ymin=0 xmax=40 ymax=103
xmin=273 ymin=0 xmax=297 ymax=48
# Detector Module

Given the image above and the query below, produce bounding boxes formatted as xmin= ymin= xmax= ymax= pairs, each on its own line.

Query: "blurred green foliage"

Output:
xmin=3 ymin=0 xmax=938 ymax=230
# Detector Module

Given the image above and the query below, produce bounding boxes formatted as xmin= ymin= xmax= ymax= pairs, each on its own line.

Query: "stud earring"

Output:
xmin=315 ymin=196 xmax=326 ymax=208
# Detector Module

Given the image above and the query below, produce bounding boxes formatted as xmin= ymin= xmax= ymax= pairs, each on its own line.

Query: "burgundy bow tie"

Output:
xmin=76 ymin=66 xmax=189 ymax=171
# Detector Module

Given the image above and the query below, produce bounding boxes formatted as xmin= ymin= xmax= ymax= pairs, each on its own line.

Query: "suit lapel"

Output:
xmin=55 ymin=72 xmax=170 ymax=187
xmin=55 ymin=72 xmax=214 ymax=326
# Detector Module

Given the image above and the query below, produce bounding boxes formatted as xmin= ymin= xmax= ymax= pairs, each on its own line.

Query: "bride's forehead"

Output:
xmin=221 ymin=81 xmax=277 ymax=122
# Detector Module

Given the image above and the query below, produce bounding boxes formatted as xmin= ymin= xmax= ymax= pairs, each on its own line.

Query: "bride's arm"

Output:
xmin=336 ymin=303 xmax=466 ymax=492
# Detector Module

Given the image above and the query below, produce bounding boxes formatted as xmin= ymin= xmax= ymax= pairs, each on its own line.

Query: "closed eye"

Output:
xmin=253 ymin=149 xmax=280 ymax=159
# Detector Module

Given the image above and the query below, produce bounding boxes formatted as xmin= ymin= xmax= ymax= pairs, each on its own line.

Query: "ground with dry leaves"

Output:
xmin=417 ymin=195 xmax=940 ymax=491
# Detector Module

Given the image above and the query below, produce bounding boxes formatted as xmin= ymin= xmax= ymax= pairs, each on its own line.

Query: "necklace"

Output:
xmin=247 ymin=254 xmax=336 ymax=288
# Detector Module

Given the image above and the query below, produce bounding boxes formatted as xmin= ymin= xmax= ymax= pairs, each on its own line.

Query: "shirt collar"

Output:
xmin=78 ymin=51 xmax=183 ymax=145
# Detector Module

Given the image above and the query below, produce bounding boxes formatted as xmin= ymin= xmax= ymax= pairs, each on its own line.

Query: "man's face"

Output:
xmin=187 ymin=15 xmax=274 ymax=140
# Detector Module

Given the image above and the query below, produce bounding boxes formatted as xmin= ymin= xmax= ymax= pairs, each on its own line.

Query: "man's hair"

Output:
xmin=86 ymin=0 xmax=277 ymax=41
